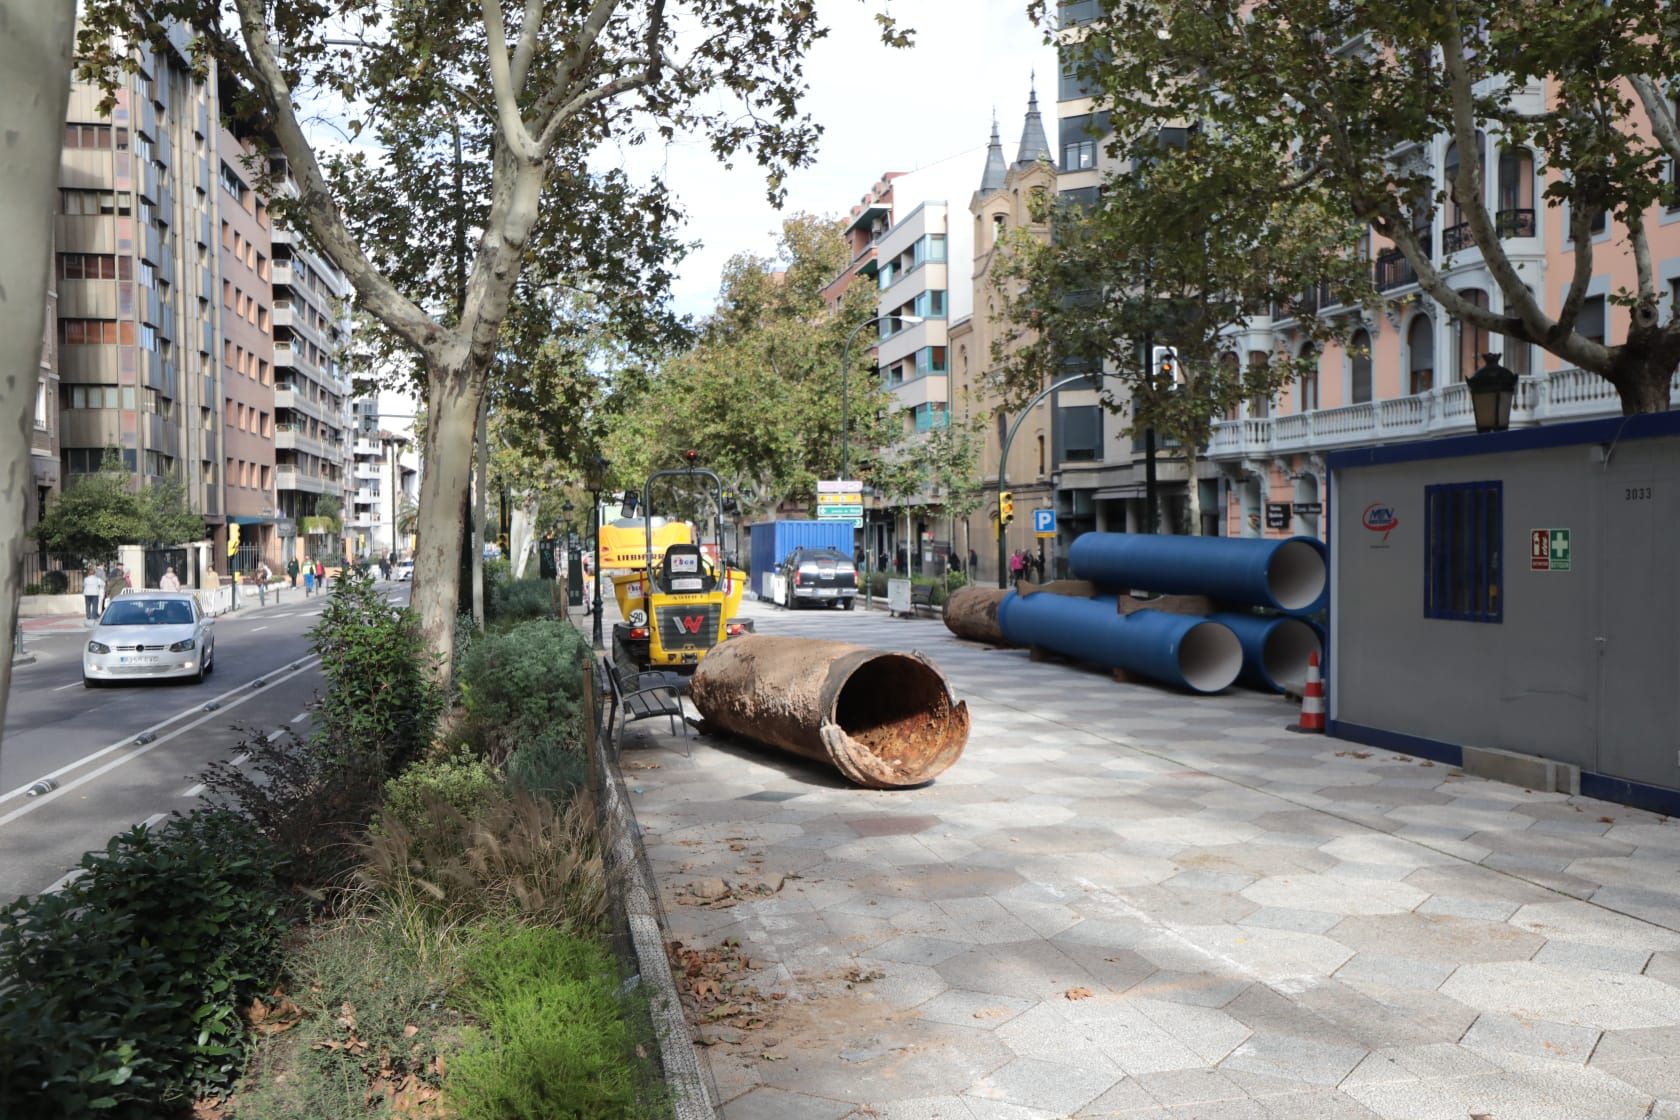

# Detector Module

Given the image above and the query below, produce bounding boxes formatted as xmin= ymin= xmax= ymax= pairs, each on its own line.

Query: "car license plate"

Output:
xmin=818 ymin=587 xmax=837 ymax=596
xmin=120 ymin=656 xmax=160 ymax=664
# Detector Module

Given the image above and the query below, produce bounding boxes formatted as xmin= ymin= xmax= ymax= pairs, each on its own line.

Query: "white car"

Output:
xmin=83 ymin=592 xmax=215 ymax=687
xmin=394 ymin=559 xmax=414 ymax=581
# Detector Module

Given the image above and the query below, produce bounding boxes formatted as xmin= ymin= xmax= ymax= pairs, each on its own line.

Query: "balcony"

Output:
xmin=1374 ymin=248 xmax=1418 ymax=292
xmin=1208 ymin=367 xmax=1679 ymax=460
xmin=1442 ymin=222 xmax=1475 ymax=254
xmin=274 ymin=465 xmax=332 ymax=494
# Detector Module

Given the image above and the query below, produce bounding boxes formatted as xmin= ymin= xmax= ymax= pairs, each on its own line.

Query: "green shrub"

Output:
xmin=379 ymin=746 xmax=503 ymax=837
xmin=457 ymin=618 xmax=588 ymax=761
xmin=311 ymin=568 xmax=443 ymax=776
xmin=0 ymin=811 xmax=285 ymax=1117
xmin=444 ymin=923 xmax=642 ymax=1120
xmin=489 ymin=578 xmax=557 ymax=627
xmin=505 ymin=739 xmax=589 ymax=804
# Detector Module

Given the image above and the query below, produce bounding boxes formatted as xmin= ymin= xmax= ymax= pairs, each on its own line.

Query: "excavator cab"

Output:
xmin=611 ymin=461 xmax=751 ymax=674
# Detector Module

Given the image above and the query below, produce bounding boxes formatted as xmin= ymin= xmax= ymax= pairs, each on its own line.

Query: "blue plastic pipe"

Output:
xmin=1067 ymin=533 xmax=1327 ymax=615
xmin=998 ymin=591 xmax=1242 ymax=694
xmin=1212 ymin=612 xmax=1323 ymax=693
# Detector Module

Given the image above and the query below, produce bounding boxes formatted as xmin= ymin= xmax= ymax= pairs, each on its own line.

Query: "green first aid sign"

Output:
xmin=1530 ymin=528 xmax=1570 ymax=572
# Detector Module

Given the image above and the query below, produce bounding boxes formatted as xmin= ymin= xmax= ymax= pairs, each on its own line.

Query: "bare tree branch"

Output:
xmin=537 ymin=69 xmax=654 ymax=153
xmin=229 ymin=0 xmax=449 ymax=362
xmin=479 ymin=0 xmax=540 ymax=161
xmin=1632 ymin=75 xmax=1680 ymax=166
xmin=510 ymin=0 xmax=547 ymax=88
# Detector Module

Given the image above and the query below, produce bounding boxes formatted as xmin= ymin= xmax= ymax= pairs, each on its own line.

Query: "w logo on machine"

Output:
xmin=659 ymin=604 xmax=720 ymax=648
xmin=678 ymin=615 xmax=705 ymax=634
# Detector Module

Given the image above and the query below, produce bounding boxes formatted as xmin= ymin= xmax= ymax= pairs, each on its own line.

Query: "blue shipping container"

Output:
xmin=749 ymin=521 xmax=854 ymax=593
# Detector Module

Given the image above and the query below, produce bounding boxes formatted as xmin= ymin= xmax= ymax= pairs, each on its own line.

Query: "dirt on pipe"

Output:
xmin=690 ymin=635 xmax=969 ymax=789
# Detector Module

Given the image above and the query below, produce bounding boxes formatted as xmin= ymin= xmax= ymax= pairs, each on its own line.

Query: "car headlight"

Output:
xmin=87 ymin=640 xmax=110 ymax=654
xmin=628 ymin=609 xmax=647 ymax=627
xmin=169 ymin=638 xmax=196 ymax=652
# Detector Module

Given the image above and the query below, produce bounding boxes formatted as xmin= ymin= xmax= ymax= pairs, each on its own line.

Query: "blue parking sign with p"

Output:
xmin=1033 ymin=508 xmax=1056 ymax=537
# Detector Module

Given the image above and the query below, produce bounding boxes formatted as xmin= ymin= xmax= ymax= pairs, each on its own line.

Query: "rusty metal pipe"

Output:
xmin=689 ymin=635 xmax=969 ymax=789
xmin=942 ymin=585 xmax=1010 ymax=644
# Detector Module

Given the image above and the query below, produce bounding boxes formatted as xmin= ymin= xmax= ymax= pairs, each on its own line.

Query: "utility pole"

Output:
xmin=1143 ymin=326 xmax=1158 ymax=535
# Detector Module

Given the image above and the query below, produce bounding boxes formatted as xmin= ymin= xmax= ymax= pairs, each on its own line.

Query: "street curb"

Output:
xmin=592 ymin=700 xmax=718 ymax=1120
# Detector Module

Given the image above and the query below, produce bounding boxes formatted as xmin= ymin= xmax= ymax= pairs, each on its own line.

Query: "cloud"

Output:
xmin=603 ymin=0 xmax=1056 ymax=320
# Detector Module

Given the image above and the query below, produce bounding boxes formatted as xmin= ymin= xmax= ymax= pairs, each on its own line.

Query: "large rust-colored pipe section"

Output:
xmin=690 ymin=635 xmax=969 ymax=789
xmin=942 ymin=585 xmax=1011 ymax=644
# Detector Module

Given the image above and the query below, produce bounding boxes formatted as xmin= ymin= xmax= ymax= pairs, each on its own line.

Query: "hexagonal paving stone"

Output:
xmin=966 ymin=1057 xmax=1124 ymax=1115
xmin=1440 ymin=961 xmax=1680 ymax=1030
xmin=1329 ymin=912 xmax=1546 ymax=963
xmin=1240 ymin=874 xmax=1428 ymax=916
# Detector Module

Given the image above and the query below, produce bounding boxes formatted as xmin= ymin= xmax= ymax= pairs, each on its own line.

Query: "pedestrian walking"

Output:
xmin=314 ymin=558 xmax=326 ymax=585
xmin=968 ymin=547 xmax=979 ymax=575
xmin=81 ymin=568 xmax=104 ymax=621
xmin=303 ymin=564 xmax=316 ymax=596
xmin=109 ymin=564 xmax=130 ymax=598
xmin=287 ymin=557 xmax=299 ymax=587
xmin=159 ymin=565 xmax=181 ymax=592
xmin=381 ymin=553 xmax=392 ymax=580
xmin=1008 ymin=549 xmax=1026 ymax=585
xmin=256 ymin=562 xmax=271 ymax=606
xmin=1030 ymin=550 xmax=1045 ymax=582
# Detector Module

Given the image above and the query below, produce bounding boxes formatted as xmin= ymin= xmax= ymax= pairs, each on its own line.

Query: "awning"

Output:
xmin=226 ymin=515 xmax=275 ymax=525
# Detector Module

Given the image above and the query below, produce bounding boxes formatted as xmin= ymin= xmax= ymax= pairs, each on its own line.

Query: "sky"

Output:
xmin=609 ymin=0 xmax=1059 ymax=320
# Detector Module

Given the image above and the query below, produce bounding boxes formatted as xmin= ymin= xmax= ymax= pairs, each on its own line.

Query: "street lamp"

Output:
xmin=586 ymin=456 xmax=609 ymax=650
xmin=839 ymin=313 xmax=925 ymax=480
xmin=1467 ymin=352 xmax=1518 ymax=433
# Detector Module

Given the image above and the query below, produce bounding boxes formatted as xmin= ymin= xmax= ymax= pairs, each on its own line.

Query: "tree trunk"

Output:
xmin=0 ymin=5 xmax=76 ymax=739
xmin=1183 ymin=445 xmax=1203 ymax=535
xmin=413 ymin=373 xmax=484 ymax=681
xmin=1617 ymin=363 xmax=1674 ymax=415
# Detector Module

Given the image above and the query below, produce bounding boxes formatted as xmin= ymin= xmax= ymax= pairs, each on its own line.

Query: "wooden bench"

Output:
xmin=601 ymin=657 xmax=689 ymax=755
xmin=911 ymin=583 xmax=937 ymax=618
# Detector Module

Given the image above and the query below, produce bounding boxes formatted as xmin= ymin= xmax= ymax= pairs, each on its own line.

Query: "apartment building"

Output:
xmin=269 ymin=157 xmax=353 ymax=566
xmin=30 ymin=260 xmax=60 ymax=534
xmin=1208 ymin=91 xmax=1679 ymax=541
xmin=948 ymin=99 xmax=1059 ymax=585
xmin=822 ymin=174 xmax=901 ymax=309
xmin=347 ymin=392 xmax=421 ymax=562
xmin=217 ymin=129 xmax=277 ymax=567
xmin=55 ymin=30 xmax=224 ymax=542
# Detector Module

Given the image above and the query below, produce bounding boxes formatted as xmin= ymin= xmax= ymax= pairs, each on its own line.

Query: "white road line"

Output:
xmin=43 ymin=868 xmax=85 ymax=895
xmin=0 ymin=656 xmax=321 ymax=816
xmin=52 ymin=681 xmax=82 ymax=692
xmin=140 ymin=812 xmax=167 ymax=830
xmin=182 ymin=751 xmax=251 ymax=800
xmin=250 ymin=626 xmax=268 ymax=633
xmin=290 ymin=710 xmax=310 ymax=724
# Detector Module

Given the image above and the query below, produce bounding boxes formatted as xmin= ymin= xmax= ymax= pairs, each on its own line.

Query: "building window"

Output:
xmin=1059 ymin=405 xmax=1102 ymax=462
xmin=915 ymin=346 xmax=948 ymax=375
xmin=1063 ymin=138 xmax=1096 ymax=171
xmin=1424 ymin=480 xmax=1503 ymax=623
xmin=914 ymin=289 xmax=947 ymax=319
xmin=1407 ymin=316 xmax=1434 ymax=394
xmin=59 ymin=253 xmax=128 ymax=281
xmin=1298 ymin=343 xmax=1319 ymax=411
xmin=64 ymin=123 xmax=112 ymax=149
xmin=1578 ymin=295 xmax=1606 ymax=344
xmin=1454 ymin=289 xmax=1490 ymax=379
xmin=1349 ymin=329 xmax=1373 ymax=404
xmin=59 ymin=319 xmax=134 ymax=345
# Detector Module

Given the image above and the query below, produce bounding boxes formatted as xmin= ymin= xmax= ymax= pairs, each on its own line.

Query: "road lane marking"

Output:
xmin=140 ymin=812 xmax=167 ymax=830
xmin=52 ymin=681 xmax=81 ymax=692
xmin=43 ymin=868 xmax=85 ymax=895
xmin=290 ymin=711 xmax=310 ymax=723
xmin=250 ymin=626 xmax=268 ymax=633
xmin=0 ymin=657 xmax=322 ymax=809
xmin=182 ymin=748 xmax=255 ymax=799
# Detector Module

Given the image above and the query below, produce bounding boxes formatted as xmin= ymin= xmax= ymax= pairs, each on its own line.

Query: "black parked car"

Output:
xmin=779 ymin=547 xmax=857 ymax=610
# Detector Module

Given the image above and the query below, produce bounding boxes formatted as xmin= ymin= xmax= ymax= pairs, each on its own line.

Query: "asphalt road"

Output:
xmin=0 ymin=581 xmax=410 ymax=900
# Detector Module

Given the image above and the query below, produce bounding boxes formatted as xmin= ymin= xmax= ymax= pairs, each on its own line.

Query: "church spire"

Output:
xmin=1015 ymin=78 xmax=1051 ymax=167
xmin=979 ymin=111 xmax=1007 ymax=194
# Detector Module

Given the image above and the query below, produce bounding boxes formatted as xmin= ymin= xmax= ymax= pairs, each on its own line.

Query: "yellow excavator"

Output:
xmin=608 ymin=458 xmax=750 ymax=675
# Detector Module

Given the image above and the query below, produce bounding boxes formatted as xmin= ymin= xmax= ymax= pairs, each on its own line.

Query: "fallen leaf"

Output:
xmin=402 ymin=1024 xmax=419 ymax=1038
xmin=1064 ymin=987 xmax=1093 ymax=1001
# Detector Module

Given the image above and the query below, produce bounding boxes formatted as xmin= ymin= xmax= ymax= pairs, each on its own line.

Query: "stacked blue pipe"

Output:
xmin=1067 ymin=533 xmax=1328 ymax=615
xmin=1213 ymin=612 xmax=1323 ymax=694
xmin=997 ymin=591 xmax=1243 ymax=694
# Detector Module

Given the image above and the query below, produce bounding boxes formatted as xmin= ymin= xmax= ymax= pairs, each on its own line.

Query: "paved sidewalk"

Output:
xmin=624 ymin=600 xmax=1680 ymax=1120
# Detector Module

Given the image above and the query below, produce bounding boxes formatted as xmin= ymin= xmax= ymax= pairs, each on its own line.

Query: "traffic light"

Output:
xmin=227 ymin=522 xmax=241 ymax=558
xmin=999 ymin=491 xmax=1015 ymax=527
xmin=1152 ymin=345 xmax=1180 ymax=387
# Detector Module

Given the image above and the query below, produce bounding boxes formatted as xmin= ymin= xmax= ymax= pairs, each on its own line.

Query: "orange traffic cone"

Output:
xmin=1290 ymin=650 xmax=1325 ymax=733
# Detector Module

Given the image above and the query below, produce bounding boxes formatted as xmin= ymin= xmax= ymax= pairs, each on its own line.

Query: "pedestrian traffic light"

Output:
xmin=999 ymin=491 xmax=1015 ymax=526
xmin=227 ymin=522 xmax=241 ymax=558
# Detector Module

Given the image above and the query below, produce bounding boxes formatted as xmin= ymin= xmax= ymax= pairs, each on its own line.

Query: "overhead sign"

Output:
xmin=1531 ymin=528 xmax=1571 ymax=572
xmin=1266 ymin=503 xmax=1292 ymax=530
xmin=1033 ymin=508 xmax=1056 ymax=538
xmin=817 ymin=480 xmax=864 ymax=524
xmin=817 ymin=479 xmax=864 ymax=494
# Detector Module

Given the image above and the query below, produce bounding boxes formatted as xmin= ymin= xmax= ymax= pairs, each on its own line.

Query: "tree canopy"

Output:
xmin=32 ymin=450 xmax=206 ymax=562
xmin=1045 ymin=0 xmax=1680 ymax=413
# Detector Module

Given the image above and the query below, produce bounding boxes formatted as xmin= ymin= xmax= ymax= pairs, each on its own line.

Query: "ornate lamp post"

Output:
xmin=1467 ymin=352 xmax=1518 ymax=433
